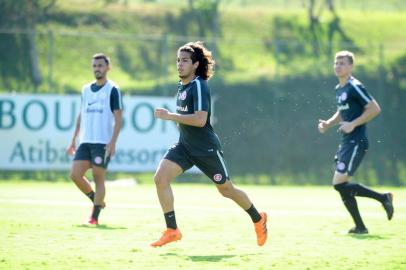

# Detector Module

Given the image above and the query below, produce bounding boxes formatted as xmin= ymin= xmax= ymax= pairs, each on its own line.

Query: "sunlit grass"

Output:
xmin=0 ymin=181 xmax=405 ymax=269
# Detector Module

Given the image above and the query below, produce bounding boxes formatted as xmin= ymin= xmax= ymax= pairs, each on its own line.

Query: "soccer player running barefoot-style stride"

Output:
xmin=66 ymin=53 xmax=123 ymax=225
xmin=318 ymin=51 xmax=394 ymax=234
xmin=151 ymin=41 xmax=268 ymax=247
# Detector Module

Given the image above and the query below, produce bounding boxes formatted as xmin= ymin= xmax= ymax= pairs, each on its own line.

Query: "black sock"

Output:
xmin=164 ymin=211 xmax=177 ymax=229
xmin=86 ymin=191 xmax=95 ymax=202
xmin=346 ymin=182 xmax=385 ymax=202
xmin=334 ymin=183 xmax=366 ymax=229
xmin=246 ymin=204 xmax=261 ymax=223
xmin=342 ymin=196 xmax=366 ymax=229
xmin=91 ymin=205 xmax=102 ymax=221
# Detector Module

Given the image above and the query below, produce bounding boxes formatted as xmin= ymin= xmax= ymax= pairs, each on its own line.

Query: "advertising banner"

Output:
xmin=0 ymin=93 xmax=179 ymax=172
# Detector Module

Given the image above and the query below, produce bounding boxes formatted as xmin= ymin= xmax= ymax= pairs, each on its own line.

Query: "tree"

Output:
xmin=304 ymin=0 xmax=356 ymax=56
xmin=0 ymin=0 xmax=57 ymax=91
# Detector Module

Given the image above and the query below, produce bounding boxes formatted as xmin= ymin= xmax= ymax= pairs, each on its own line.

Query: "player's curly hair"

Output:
xmin=178 ymin=41 xmax=215 ymax=80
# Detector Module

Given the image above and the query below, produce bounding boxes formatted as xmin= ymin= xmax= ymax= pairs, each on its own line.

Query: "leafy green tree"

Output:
xmin=0 ymin=0 xmax=56 ymax=91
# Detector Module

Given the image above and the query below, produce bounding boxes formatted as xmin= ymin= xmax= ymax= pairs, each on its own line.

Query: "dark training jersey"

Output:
xmin=335 ymin=76 xmax=373 ymax=143
xmin=176 ymin=76 xmax=222 ymax=156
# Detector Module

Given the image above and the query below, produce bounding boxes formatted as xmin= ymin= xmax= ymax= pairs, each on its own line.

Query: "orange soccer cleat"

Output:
xmin=150 ymin=228 xmax=182 ymax=247
xmin=254 ymin=212 xmax=268 ymax=246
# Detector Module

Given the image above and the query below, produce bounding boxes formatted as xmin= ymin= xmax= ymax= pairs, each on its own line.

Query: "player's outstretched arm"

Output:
xmin=318 ymin=110 xmax=342 ymax=134
xmin=155 ymin=108 xmax=207 ymax=127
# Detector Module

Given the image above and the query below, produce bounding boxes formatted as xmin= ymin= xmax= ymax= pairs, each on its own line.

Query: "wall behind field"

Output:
xmin=212 ymin=68 xmax=406 ymax=186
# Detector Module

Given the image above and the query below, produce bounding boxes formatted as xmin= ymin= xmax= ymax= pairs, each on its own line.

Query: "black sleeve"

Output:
xmin=110 ymin=87 xmax=123 ymax=112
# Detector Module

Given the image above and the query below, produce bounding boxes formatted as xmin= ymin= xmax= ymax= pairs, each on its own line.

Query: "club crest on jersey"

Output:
xmin=213 ymin=174 xmax=223 ymax=182
xmin=179 ymin=91 xmax=187 ymax=100
xmin=340 ymin=92 xmax=347 ymax=102
xmin=337 ymin=162 xmax=346 ymax=171
xmin=94 ymin=156 xmax=103 ymax=165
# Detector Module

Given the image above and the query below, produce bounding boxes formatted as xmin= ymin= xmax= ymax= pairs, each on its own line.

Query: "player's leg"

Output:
xmin=87 ymin=144 xmax=109 ymax=225
xmin=216 ymin=180 xmax=253 ymax=212
xmin=334 ymin=141 xmax=394 ymax=226
xmin=154 ymin=159 xmax=183 ymax=221
xmin=151 ymin=144 xmax=191 ymax=247
xmin=345 ymin=142 xmax=394 ymax=220
xmin=333 ymin=172 xmax=368 ymax=234
xmin=70 ymin=143 xmax=94 ymax=202
xmin=194 ymin=151 xmax=268 ymax=246
xmin=333 ymin=142 xmax=368 ymax=233
xmin=150 ymin=159 xmax=184 ymax=247
xmin=216 ymin=181 xmax=268 ymax=246
xmin=89 ymin=165 xmax=107 ymax=225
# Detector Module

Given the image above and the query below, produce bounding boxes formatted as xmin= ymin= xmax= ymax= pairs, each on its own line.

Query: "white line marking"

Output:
xmin=0 ymin=198 xmax=403 ymax=218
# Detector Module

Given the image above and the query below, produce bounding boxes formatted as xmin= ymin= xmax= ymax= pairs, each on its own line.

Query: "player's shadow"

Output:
xmin=187 ymin=255 xmax=236 ymax=262
xmin=74 ymin=224 xmax=127 ymax=230
xmin=347 ymin=234 xmax=388 ymax=240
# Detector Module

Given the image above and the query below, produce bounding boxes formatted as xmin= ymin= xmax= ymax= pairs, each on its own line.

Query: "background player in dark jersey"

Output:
xmin=151 ymin=41 xmax=268 ymax=247
xmin=66 ymin=53 xmax=123 ymax=225
xmin=318 ymin=51 xmax=394 ymax=234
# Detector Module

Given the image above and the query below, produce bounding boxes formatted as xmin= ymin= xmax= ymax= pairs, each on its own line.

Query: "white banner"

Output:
xmin=0 ymin=93 xmax=180 ymax=172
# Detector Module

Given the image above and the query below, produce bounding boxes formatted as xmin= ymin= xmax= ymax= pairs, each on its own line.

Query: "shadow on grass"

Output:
xmin=160 ymin=253 xmax=178 ymax=257
xmin=187 ymin=255 xmax=236 ymax=262
xmin=74 ymin=224 xmax=127 ymax=230
xmin=160 ymin=253 xmax=236 ymax=262
xmin=348 ymin=234 xmax=388 ymax=240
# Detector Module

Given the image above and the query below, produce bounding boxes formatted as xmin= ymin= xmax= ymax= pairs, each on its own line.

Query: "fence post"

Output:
xmin=378 ymin=43 xmax=385 ymax=120
xmin=274 ymin=40 xmax=280 ymax=79
xmin=160 ymin=34 xmax=169 ymax=95
xmin=47 ymin=30 xmax=54 ymax=92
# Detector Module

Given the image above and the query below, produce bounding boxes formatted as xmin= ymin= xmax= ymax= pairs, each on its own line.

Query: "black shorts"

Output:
xmin=74 ymin=143 xmax=110 ymax=169
xmin=334 ymin=139 xmax=368 ymax=176
xmin=163 ymin=143 xmax=230 ymax=184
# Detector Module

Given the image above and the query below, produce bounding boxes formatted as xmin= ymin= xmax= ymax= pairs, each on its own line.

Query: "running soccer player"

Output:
xmin=151 ymin=41 xmax=268 ymax=247
xmin=66 ymin=53 xmax=123 ymax=225
xmin=318 ymin=51 xmax=394 ymax=234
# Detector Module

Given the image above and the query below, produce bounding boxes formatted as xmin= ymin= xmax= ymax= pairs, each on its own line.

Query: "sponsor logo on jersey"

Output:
xmin=213 ymin=173 xmax=223 ymax=182
xmin=176 ymin=105 xmax=188 ymax=112
xmin=86 ymin=108 xmax=104 ymax=113
xmin=337 ymin=104 xmax=349 ymax=111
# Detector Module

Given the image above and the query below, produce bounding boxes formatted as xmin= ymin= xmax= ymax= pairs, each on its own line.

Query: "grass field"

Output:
xmin=0 ymin=181 xmax=405 ymax=269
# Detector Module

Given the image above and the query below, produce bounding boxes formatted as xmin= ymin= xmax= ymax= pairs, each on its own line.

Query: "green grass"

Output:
xmin=0 ymin=181 xmax=405 ymax=269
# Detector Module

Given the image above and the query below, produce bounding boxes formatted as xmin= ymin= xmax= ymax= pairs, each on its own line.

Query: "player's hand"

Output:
xmin=106 ymin=143 xmax=116 ymax=157
xmin=154 ymin=108 xmax=172 ymax=120
xmin=66 ymin=142 xmax=76 ymax=155
xmin=318 ymin=119 xmax=329 ymax=134
xmin=338 ymin=121 xmax=355 ymax=134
